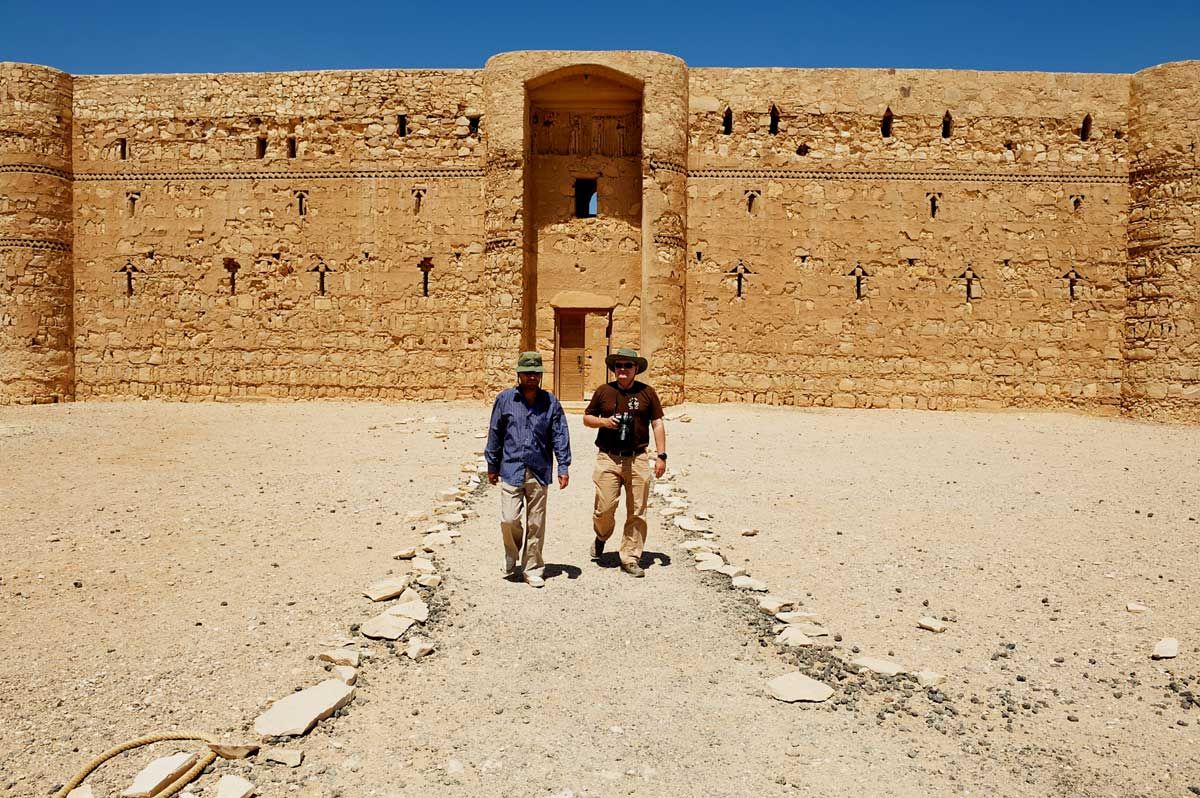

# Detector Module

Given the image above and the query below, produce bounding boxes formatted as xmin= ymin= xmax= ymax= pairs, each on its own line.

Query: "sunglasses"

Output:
xmin=612 ymin=362 xmax=636 ymax=369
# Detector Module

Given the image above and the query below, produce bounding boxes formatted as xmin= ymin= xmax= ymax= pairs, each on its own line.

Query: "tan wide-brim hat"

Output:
xmin=605 ymin=347 xmax=648 ymax=374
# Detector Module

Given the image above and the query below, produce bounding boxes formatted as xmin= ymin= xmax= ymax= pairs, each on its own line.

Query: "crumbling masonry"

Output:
xmin=1 ymin=52 xmax=1197 ymax=421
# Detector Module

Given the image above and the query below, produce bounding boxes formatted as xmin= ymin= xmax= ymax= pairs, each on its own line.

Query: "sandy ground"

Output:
xmin=0 ymin=401 xmax=1196 ymax=798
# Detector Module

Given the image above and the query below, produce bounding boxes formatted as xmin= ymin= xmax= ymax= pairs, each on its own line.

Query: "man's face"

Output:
xmin=518 ymin=371 xmax=542 ymax=392
xmin=612 ymin=360 xmax=637 ymax=388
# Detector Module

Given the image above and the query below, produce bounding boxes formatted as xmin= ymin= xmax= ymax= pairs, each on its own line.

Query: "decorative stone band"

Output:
xmin=73 ymin=166 xmax=485 ymax=182
xmin=1129 ymin=164 xmax=1200 ymax=182
xmin=484 ymin=238 xmax=519 ymax=252
xmin=653 ymin=233 xmax=686 ymax=250
xmin=688 ymin=167 xmax=1128 ymax=185
xmin=649 ymin=158 xmax=688 ymax=176
xmin=0 ymin=237 xmax=71 ymax=252
xmin=0 ymin=164 xmax=73 ymax=181
xmin=1128 ymin=241 xmax=1200 ymax=256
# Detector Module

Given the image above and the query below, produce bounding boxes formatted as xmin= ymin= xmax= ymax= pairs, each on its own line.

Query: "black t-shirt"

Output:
xmin=585 ymin=381 xmax=664 ymax=452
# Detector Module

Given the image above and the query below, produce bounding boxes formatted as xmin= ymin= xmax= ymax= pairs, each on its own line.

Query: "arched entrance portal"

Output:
xmin=525 ymin=66 xmax=643 ymax=401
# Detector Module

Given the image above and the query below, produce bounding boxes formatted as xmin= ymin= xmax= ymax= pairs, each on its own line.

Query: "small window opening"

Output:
xmin=256 ymin=136 xmax=267 ymax=159
xmin=1114 ymin=130 xmax=1124 ymax=140
xmin=695 ymin=251 xmax=703 ymax=262
xmin=728 ymin=260 xmax=752 ymax=298
xmin=1080 ymin=114 xmax=1092 ymax=142
xmin=795 ymin=143 xmax=810 ymax=156
xmin=745 ymin=189 xmax=761 ymax=216
xmin=941 ymin=111 xmax=953 ymax=139
xmin=310 ymin=261 xmax=332 ymax=296
xmin=1071 ymin=194 xmax=1084 ymax=212
xmin=117 ymin=138 xmax=128 ymax=160
xmin=287 ymin=136 xmax=297 ymax=158
xmin=295 ymin=190 xmax=308 ymax=217
xmin=467 ymin=114 xmax=481 ymax=135
xmin=849 ymin=264 xmax=869 ymax=300
xmin=412 ymin=187 xmax=426 ymax=215
xmin=126 ymin=192 xmax=140 ymax=218
xmin=574 ymin=178 xmax=598 ymax=218
xmin=1061 ymin=268 xmax=1084 ymax=301
xmin=397 ymin=114 xmax=408 ymax=137
xmin=417 ymin=257 xmax=434 ymax=297
xmin=1004 ymin=140 xmax=1017 ymax=152
xmin=223 ymin=258 xmax=240 ymax=296
xmin=722 ymin=107 xmax=733 ymax=135
xmin=958 ymin=266 xmax=980 ymax=302
xmin=926 ymin=192 xmax=941 ymax=219
xmin=769 ymin=104 xmax=780 ymax=135
xmin=881 ymin=108 xmax=894 ymax=138
xmin=117 ymin=262 xmax=139 ymax=297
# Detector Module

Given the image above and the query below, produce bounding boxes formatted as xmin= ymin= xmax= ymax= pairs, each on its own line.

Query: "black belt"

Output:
xmin=602 ymin=448 xmax=646 ymax=458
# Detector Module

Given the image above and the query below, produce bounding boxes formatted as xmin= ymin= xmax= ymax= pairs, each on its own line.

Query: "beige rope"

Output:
xmin=54 ymin=731 xmax=222 ymax=798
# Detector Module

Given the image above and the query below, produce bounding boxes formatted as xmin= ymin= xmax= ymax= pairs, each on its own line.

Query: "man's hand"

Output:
xmin=603 ymin=416 xmax=620 ymax=429
xmin=487 ymin=472 xmax=499 ymax=485
xmin=653 ymin=458 xmax=666 ymax=479
xmin=558 ymin=473 xmax=569 ymax=490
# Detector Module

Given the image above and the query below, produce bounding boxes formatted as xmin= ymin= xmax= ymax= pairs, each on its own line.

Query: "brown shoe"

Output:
xmin=620 ymin=561 xmax=645 ymax=578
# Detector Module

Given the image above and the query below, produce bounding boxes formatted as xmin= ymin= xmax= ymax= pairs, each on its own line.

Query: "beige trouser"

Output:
xmin=500 ymin=468 xmax=548 ymax=573
xmin=592 ymin=451 xmax=651 ymax=566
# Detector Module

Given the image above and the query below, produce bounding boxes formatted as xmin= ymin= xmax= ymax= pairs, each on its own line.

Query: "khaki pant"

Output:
xmin=500 ymin=468 xmax=548 ymax=574
xmin=592 ymin=451 xmax=651 ymax=566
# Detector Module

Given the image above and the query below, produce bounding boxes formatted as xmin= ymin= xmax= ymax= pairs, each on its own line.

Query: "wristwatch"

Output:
xmin=656 ymin=452 xmax=668 ymax=461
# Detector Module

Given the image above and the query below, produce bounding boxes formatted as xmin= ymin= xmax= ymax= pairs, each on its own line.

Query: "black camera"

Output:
xmin=616 ymin=411 xmax=633 ymax=444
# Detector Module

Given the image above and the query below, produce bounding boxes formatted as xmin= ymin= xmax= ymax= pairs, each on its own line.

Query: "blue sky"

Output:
xmin=1 ymin=0 xmax=1196 ymax=75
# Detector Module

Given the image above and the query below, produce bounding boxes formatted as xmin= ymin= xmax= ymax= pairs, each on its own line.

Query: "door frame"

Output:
xmin=553 ymin=307 xmax=613 ymax=398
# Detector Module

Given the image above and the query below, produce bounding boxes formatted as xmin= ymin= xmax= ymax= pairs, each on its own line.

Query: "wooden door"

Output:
xmin=557 ymin=312 xmax=586 ymax=400
xmin=584 ymin=312 xmax=611 ymax=393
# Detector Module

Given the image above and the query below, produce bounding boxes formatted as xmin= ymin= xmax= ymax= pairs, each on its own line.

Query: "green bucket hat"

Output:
xmin=605 ymin=347 xmax=648 ymax=374
xmin=515 ymin=351 xmax=544 ymax=373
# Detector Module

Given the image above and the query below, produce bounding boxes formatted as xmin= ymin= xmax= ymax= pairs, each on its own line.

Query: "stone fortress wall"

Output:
xmin=0 ymin=52 xmax=1197 ymax=421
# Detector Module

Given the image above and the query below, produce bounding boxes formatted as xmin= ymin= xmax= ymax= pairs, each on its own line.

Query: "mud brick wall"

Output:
xmin=69 ymin=69 xmax=488 ymax=400
xmin=685 ymin=68 xmax=1130 ymax=413
xmin=0 ymin=63 xmax=74 ymax=404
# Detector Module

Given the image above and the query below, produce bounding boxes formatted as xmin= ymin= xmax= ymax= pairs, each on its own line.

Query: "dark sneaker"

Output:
xmin=620 ymin=561 xmax=645 ymax=578
xmin=588 ymin=537 xmax=605 ymax=560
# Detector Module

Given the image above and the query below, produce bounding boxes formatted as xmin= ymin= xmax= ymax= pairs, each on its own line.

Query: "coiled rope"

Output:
xmin=54 ymin=731 xmax=230 ymax=798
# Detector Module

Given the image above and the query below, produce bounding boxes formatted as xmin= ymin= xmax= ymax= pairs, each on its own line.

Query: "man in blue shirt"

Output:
xmin=485 ymin=351 xmax=572 ymax=588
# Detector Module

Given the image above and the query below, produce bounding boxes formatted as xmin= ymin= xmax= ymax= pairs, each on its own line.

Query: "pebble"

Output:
xmin=392 ymin=548 xmax=417 ymax=560
xmin=918 ymin=616 xmax=948 ymax=633
xmin=739 ymin=528 xmax=759 ymax=537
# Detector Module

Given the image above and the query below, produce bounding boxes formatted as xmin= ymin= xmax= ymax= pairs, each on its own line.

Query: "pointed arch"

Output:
xmin=1080 ymin=113 xmax=1092 ymax=142
xmin=769 ymin=103 xmax=780 ymax=135
xmin=722 ymin=106 xmax=733 ymax=135
xmin=881 ymin=107 xmax=894 ymax=138
xmin=941 ymin=111 xmax=953 ymax=139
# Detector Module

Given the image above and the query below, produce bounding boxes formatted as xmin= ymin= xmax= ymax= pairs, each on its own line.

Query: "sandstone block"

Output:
xmin=215 ymin=775 xmax=255 ymax=798
xmin=121 ymin=751 xmax=198 ymax=797
xmin=363 ymin=576 xmax=410 ymax=602
xmin=767 ymin=672 xmax=833 ymax=703
xmin=360 ymin=612 xmax=415 ymax=640
xmin=253 ymin=679 xmax=354 ymax=737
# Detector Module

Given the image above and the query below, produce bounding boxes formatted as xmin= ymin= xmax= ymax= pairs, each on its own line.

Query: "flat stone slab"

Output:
xmin=1127 ymin=601 xmax=1151 ymax=613
xmin=776 ymin=627 xmax=815 ymax=647
xmin=215 ymin=775 xmax=255 ymax=798
xmin=318 ymin=648 xmax=360 ymax=668
xmin=67 ymin=787 xmax=94 ymax=798
xmin=1152 ymin=638 xmax=1179 ymax=659
xmin=768 ymin=672 xmax=834 ymax=703
xmin=776 ymin=611 xmax=823 ymax=625
xmin=715 ymin=564 xmax=748 ymax=578
xmin=693 ymin=551 xmax=723 ymax=562
xmin=436 ymin=512 xmax=465 ymax=524
xmin=392 ymin=548 xmax=417 ymax=560
xmin=416 ymin=574 xmax=442 ymax=588
xmin=695 ymin=559 xmax=726 ymax=572
xmin=731 ymin=575 xmax=768 ymax=592
xmin=253 ymin=679 xmax=355 ymax=737
xmin=851 ymin=656 xmax=907 ymax=676
xmin=918 ymin=616 xmax=948 ymax=633
xmin=264 ymin=748 xmax=304 ymax=767
xmin=332 ymin=665 xmax=357 ymax=685
xmin=674 ymin=516 xmax=710 ymax=533
xmin=758 ymin=596 xmax=796 ymax=615
xmin=122 ymin=751 xmax=198 ymax=797
xmin=386 ymin=600 xmax=429 ymax=623
xmin=363 ymin=576 xmax=411 ymax=602
xmin=405 ymin=636 xmax=435 ymax=660
xmin=360 ymin=612 xmax=416 ymax=640
xmin=410 ymin=557 xmax=437 ymax=574
xmin=681 ymin=540 xmax=716 ymax=552
xmin=422 ymin=532 xmax=454 ymax=548
xmin=787 ymin=622 xmax=828 ymax=637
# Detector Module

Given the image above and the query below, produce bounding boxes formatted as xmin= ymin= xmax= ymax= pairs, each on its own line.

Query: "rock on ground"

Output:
xmin=121 ymin=751 xmax=198 ymax=798
xmin=767 ymin=672 xmax=834 ymax=703
xmin=253 ymin=679 xmax=355 ymax=737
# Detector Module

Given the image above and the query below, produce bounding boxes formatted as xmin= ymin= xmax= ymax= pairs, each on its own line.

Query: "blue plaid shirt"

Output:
xmin=485 ymin=387 xmax=572 ymax=487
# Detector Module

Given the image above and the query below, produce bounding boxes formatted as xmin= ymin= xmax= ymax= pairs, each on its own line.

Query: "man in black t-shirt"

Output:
xmin=582 ymin=347 xmax=667 ymax=578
